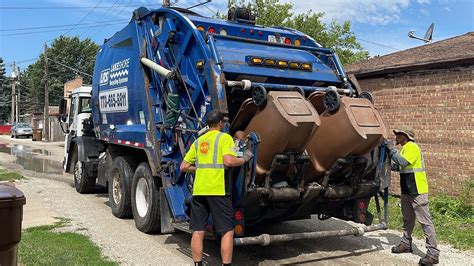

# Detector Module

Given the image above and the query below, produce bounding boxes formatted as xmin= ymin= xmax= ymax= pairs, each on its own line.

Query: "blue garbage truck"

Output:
xmin=60 ymin=5 xmax=390 ymax=245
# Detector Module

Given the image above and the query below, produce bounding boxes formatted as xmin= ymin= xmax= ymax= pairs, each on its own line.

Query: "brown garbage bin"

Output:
xmin=0 ymin=184 xmax=26 ymax=266
xmin=32 ymin=129 xmax=42 ymax=141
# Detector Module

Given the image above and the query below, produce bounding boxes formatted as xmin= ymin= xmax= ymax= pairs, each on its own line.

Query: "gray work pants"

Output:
xmin=400 ymin=193 xmax=440 ymax=259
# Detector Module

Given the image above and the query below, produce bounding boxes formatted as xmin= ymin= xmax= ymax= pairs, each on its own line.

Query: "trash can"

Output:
xmin=0 ymin=184 xmax=26 ymax=266
xmin=32 ymin=129 xmax=42 ymax=141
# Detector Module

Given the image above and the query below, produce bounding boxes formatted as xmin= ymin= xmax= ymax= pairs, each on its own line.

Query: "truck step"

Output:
xmin=172 ymin=222 xmax=193 ymax=234
xmin=172 ymin=222 xmax=214 ymax=238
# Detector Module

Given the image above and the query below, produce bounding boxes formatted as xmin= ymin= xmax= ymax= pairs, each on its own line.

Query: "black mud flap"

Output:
xmin=160 ymin=188 xmax=175 ymax=234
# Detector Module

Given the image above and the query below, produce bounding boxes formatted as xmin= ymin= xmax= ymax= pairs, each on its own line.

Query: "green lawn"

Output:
xmin=19 ymin=219 xmax=116 ymax=265
xmin=369 ymin=184 xmax=474 ymax=250
xmin=0 ymin=168 xmax=25 ymax=181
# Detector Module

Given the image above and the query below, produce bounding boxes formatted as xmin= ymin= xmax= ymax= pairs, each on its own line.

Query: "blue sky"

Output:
xmin=0 ymin=0 xmax=473 ymax=74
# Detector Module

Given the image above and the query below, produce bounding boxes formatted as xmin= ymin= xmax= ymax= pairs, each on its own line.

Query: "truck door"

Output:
xmin=63 ymin=95 xmax=77 ymax=170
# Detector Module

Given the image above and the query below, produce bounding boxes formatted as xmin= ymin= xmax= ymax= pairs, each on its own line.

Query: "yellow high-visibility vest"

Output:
xmin=183 ymin=130 xmax=236 ymax=196
xmin=400 ymin=141 xmax=429 ymax=194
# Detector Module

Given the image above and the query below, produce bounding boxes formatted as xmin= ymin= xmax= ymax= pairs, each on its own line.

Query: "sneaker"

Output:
xmin=419 ymin=255 xmax=439 ymax=265
xmin=391 ymin=243 xmax=413 ymax=253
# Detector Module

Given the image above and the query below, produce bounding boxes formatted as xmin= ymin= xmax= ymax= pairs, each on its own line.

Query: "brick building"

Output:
xmin=64 ymin=76 xmax=84 ymax=111
xmin=346 ymin=32 xmax=473 ymax=197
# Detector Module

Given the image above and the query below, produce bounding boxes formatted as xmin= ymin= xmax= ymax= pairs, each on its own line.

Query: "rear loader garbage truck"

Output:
xmin=59 ymin=4 xmax=391 ymax=246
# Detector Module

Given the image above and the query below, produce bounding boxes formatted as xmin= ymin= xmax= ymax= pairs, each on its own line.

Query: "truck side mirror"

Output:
xmin=58 ymin=99 xmax=67 ymax=122
xmin=59 ymin=99 xmax=67 ymax=116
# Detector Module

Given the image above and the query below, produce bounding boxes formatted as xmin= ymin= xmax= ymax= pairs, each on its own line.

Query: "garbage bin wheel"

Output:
xmin=252 ymin=86 xmax=267 ymax=107
xmin=108 ymin=156 xmax=136 ymax=218
xmin=323 ymin=90 xmax=341 ymax=113
xmin=360 ymin=91 xmax=375 ymax=103
xmin=131 ymin=162 xmax=161 ymax=233
xmin=73 ymin=159 xmax=96 ymax=194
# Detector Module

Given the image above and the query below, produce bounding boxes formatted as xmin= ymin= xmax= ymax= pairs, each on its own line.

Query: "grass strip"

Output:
xmin=0 ymin=167 xmax=25 ymax=181
xmin=19 ymin=218 xmax=116 ymax=265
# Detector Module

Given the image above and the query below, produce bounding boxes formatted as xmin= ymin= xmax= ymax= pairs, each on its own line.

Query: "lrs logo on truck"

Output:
xmin=100 ymin=68 xmax=110 ymax=86
xmin=99 ymin=87 xmax=128 ymax=113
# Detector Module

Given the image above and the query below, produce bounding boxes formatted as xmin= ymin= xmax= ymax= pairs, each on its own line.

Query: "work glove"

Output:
xmin=383 ymin=139 xmax=397 ymax=156
xmin=243 ymin=149 xmax=254 ymax=162
xmin=391 ymin=162 xmax=400 ymax=172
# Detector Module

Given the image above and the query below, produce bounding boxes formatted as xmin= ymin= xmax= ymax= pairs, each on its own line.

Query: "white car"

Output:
xmin=11 ymin=123 xmax=33 ymax=138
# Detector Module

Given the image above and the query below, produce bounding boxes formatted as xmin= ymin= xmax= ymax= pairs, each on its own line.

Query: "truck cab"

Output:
xmin=60 ymin=86 xmax=100 ymax=193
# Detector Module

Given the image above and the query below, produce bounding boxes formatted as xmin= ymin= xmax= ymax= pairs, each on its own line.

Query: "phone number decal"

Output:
xmin=99 ymin=87 xmax=128 ymax=113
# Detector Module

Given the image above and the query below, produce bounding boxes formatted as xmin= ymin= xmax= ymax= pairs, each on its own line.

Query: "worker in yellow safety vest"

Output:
xmin=180 ymin=110 xmax=253 ymax=266
xmin=386 ymin=126 xmax=439 ymax=265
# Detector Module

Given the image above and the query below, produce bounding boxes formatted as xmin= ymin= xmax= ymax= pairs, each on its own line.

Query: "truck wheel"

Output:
xmin=108 ymin=156 xmax=136 ymax=218
xmin=131 ymin=162 xmax=161 ymax=233
xmin=74 ymin=160 xmax=96 ymax=193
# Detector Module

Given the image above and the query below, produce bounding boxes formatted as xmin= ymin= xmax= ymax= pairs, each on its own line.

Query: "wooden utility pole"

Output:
xmin=44 ymin=43 xmax=49 ymax=141
xmin=16 ymin=67 xmax=20 ymax=123
xmin=11 ymin=61 xmax=16 ymax=125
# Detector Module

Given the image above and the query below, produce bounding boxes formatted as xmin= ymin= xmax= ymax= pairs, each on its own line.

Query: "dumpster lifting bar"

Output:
xmin=233 ymin=222 xmax=387 ymax=246
xmin=140 ymin=57 xmax=174 ymax=80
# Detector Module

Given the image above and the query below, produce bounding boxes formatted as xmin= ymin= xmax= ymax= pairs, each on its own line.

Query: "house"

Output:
xmin=346 ymin=32 xmax=474 ymax=197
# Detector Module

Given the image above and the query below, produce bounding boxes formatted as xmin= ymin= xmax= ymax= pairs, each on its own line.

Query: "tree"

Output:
xmin=0 ymin=58 xmax=5 ymax=82
xmin=22 ymin=36 xmax=99 ymax=113
xmin=241 ymin=0 xmax=368 ymax=65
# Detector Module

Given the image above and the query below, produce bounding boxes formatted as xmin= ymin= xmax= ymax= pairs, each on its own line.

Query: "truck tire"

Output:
xmin=71 ymin=148 xmax=96 ymax=194
xmin=74 ymin=161 xmax=96 ymax=193
xmin=131 ymin=162 xmax=161 ymax=233
xmin=108 ymin=156 xmax=136 ymax=218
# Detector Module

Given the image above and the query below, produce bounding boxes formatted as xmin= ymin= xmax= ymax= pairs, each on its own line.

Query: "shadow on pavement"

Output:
xmin=164 ymin=217 xmax=407 ymax=265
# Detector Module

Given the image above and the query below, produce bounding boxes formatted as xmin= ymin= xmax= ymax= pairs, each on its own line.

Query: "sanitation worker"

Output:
xmin=386 ymin=126 xmax=439 ymax=265
xmin=180 ymin=110 xmax=253 ymax=266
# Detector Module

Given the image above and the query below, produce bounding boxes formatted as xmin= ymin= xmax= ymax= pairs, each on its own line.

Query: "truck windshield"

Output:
xmin=79 ymin=97 xmax=92 ymax=113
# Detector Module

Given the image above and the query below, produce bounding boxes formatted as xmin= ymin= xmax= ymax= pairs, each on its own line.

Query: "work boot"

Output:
xmin=391 ymin=243 xmax=413 ymax=253
xmin=419 ymin=255 xmax=439 ymax=265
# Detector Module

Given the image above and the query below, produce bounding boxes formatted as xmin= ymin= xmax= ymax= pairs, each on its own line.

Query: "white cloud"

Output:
xmin=280 ymin=0 xmax=411 ymax=25
xmin=417 ymin=0 xmax=431 ymax=3
xmin=420 ymin=8 xmax=430 ymax=15
xmin=443 ymin=6 xmax=452 ymax=12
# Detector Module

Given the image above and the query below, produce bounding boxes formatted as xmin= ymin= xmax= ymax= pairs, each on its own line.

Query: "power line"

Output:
xmin=0 ymin=4 xmax=163 ymax=10
xmin=47 ymin=57 xmax=92 ymax=78
xmin=15 ymin=58 xmax=38 ymax=64
xmin=63 ymin=0 xmax=103 ymax=35
xmin=356 ymin=37 xmax=401 ymax=51
xmin=1 ymin=22 xmax=126 ymax=36
xmin=86 ymin=0 xmax=126 ymax=39
xmin=0 ymin=19 xmax=126 ymax=32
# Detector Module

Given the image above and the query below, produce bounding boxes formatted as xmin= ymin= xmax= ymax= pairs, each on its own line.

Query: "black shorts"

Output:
xmin=189 ymin=195 xmax=233 ymax=233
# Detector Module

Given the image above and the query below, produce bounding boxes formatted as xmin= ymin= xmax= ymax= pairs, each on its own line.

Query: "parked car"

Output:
xmin=11 ymin=123 xmax=33 ymax=138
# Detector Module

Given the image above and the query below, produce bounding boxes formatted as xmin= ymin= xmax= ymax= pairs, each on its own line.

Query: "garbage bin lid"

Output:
xmin=0 ymin=184 xmax=26 ymax=208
